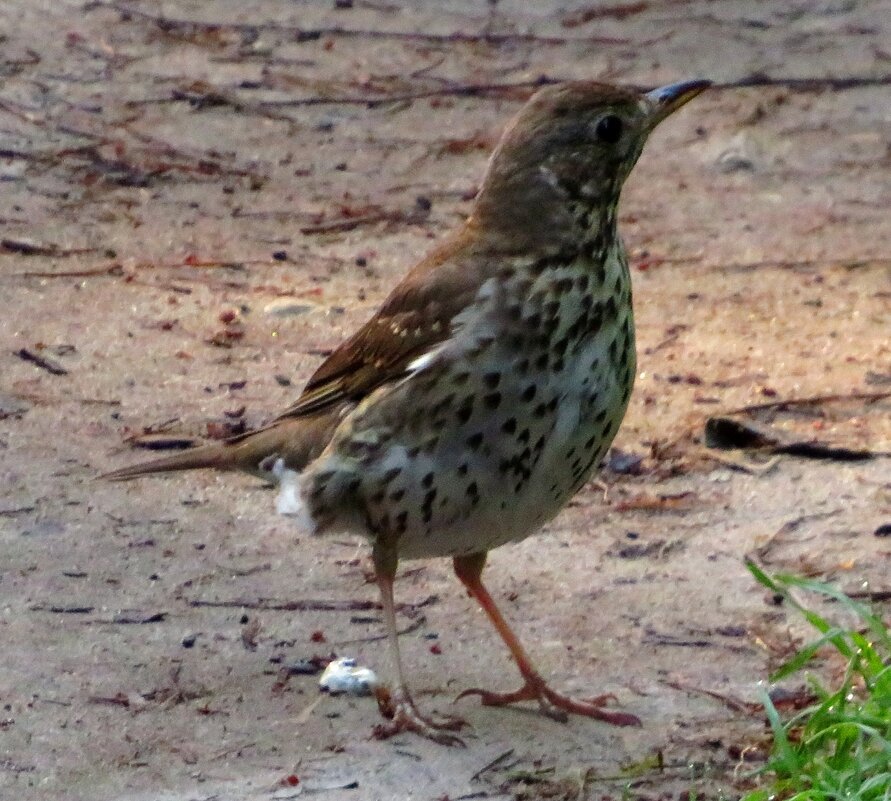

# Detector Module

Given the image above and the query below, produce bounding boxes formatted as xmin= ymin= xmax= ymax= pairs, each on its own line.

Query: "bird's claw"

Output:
xmin=457 ymin=677 xmax=640 ymax=727
xmin=373 ymin=687 xmax=467 ymax=746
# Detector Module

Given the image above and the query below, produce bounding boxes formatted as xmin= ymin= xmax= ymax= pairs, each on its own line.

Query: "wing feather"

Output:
xmin=277 ymin=226 xmax=488 ymax=420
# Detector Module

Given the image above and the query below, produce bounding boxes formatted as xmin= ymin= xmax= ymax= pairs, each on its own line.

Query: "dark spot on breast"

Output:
xmin=592 ymin=260 xmax=606 ymax=284
xmin=552 ymin=358 xmax=565 ymax=372
xmin=484 ymin=372 xmax=501 ymax=389
xmin=466 ymin=432 xmax=484 ymax=450
xmin=590 ymin=300 xmax=604 ymax=324
xmin=526 ymin=312 xmax=542 ymax=329
xmin=533 ymin=403 xmax=547 ymax=418
xmin=587 ymin=234 xmax=604 ymax=259
xmin=552 ymin=337 xmax=569 ymax=356
xmin=502 ymin=418 xmax=517 ymax=434
xmin=395 ymin=510 xmax=408 ymax=533
xmin=516 ymin=358 xmax=530 ymax=374
xmin=518 ymin=428 xmax=530 ymax=444
xmin=521 ymin=385 xmax=537 ymax=402
xmin=370 ymin=489 xmax=385 ymax=504
xmin=422 ymin=488 xmax=437 ymax=523
xmin=452 ymin=371 xmax=470 ymax=386
xmin=432 ymin=394 xmax=455 ymax=416
xmin=457 ymin=462 xmax=469 ymax=476
xmin=530 ymin=257 xmax=551 ymax=275
xmin=544 ymin=300 xmax=560 ymax=319
xmin=575 ymin=274 xmax=589 ymax=291
xmin=507 ymin=304 xmax=522 ymax=322
xmin=407 ymin=446 xmax=420 ymax=458
xmin=483 ymin=392 xmax=501 ymax=410
xmin=390 ymin=488 xmax=406 ymax=502
xmin=382 ymin=466 xmax=402 ymax=484
xmin=422 ymin=472 xmax=434 ymax=488
xmin=456 ymin=396 xmax=474 ymax=424
xmin=535 ymin=353 xmax=549 ymax=370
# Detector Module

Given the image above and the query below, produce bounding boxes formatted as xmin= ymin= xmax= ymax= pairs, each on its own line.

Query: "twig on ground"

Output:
xmin=14 ymin=348 xmax=68 ymax=376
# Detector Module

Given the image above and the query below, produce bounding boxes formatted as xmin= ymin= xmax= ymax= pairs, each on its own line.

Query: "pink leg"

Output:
xmin=453 ymin=552 xmax=640 ymax=727
xmin=370 ymin=541 xmax=466 ymax=745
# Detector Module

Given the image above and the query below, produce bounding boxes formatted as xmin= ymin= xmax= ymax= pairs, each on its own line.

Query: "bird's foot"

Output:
xmin=372 ymin=686 xmax=467 ymax=746
xmin=457 ymin=674 xmax=640 ymax=727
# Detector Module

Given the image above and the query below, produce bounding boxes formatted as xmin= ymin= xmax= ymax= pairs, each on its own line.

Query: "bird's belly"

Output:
xmin=376 ymin=339 xmax=633 ymax=560
xmin=298 ymin=268 xmax=636 ymax=560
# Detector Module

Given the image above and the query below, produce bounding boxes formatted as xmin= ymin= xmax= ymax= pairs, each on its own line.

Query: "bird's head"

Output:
xmin=471 ymin=79 xmax=710 ymax=253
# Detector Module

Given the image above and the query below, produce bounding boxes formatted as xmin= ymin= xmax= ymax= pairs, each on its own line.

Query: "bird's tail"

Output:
xmin=100 ymin=413 xmax=342 ymax=482
xmin=100 ymin=441 xmax=241 ymax=481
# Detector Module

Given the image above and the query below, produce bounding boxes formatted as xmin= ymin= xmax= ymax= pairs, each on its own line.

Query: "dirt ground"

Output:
xmin=2 ymin=1 xmax=890 ymax=799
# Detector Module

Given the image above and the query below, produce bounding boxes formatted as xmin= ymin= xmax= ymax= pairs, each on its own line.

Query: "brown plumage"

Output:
xmin=104 ymin=79 xmax=710 ymax=744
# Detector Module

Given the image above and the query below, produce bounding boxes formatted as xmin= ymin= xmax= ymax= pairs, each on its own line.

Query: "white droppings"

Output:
xmin=318 ymin=657 xmax=379 ymax=695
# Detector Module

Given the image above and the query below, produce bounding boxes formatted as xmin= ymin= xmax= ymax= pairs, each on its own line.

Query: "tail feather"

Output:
xmin=100 ymin=442 xmax=237 ymax=481
xmin=100 ymin=411 xmax=344 ymax=482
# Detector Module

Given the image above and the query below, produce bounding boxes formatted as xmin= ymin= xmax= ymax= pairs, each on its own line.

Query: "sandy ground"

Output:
xmin=2 ymin=1 xmax=890 ymax=799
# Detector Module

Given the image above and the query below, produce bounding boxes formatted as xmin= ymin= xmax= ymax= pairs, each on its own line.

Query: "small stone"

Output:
xmin=264 ymin=298 xmax=316 ymax=317
xmin=182 ymin=633 xmax=198 ymax=648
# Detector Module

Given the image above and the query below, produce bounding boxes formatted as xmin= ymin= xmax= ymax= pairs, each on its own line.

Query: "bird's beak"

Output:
xmin=645 ymin=79 xmax=711 ymax=128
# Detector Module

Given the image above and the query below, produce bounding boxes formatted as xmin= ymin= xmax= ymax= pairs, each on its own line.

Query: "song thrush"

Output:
xmin=105 ymin=78 xmax=710 ymax=744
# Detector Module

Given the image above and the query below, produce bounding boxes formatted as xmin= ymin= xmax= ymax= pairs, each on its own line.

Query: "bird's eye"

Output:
xmin=595 ymin=115 xmax=623 ymax=144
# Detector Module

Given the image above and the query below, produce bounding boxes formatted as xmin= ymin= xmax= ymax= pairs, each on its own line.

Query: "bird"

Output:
xmin=104 ymin=78 xmax=710 ymax=744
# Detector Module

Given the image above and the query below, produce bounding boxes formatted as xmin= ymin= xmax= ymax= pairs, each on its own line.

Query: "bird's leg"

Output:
xmin=453 ymin=552 xmax=640 ymax=727
xmin=370 ymin=538 xmax=466 ymax=745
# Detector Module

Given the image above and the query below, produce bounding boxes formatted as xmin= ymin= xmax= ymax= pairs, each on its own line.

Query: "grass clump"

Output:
xmin=742 ymin=561 xmax=890 ymax=801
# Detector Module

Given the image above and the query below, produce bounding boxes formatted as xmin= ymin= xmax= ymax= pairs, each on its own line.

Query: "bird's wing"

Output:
xmin=277 ymin=226 xmax=490 ymax=420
